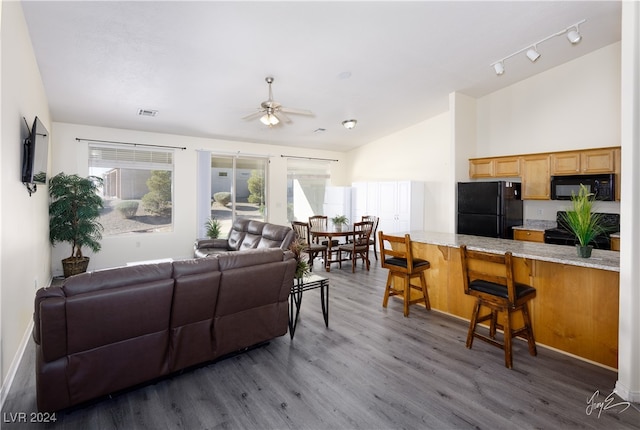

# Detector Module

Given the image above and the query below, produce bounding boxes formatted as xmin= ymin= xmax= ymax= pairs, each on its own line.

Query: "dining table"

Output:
xmin=309 ymin=224 xmax=356 ymax=272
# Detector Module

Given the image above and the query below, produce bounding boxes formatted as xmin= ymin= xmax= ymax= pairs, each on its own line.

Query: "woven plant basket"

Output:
xmin=62 ymin=256 xmax=90 ymax=278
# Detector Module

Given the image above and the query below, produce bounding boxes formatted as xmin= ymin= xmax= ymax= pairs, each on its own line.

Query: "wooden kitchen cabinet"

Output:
xmin=520 ymin=155 xmax=550 ymax=199
xmin=581 ymin=148 xmax=616 ymax=173
xmin=551 ymin=148 xmax=616 ymax=175
xmin=611 ymin=237 xmax=620 ymax=251
xmin=514 ymin=229 xmax=545 ymax=243
xmin=550 ymin=152 xmax=581 ymax=175
xmin=469 ymin=159 xmax=494 ymax=178
xmin=494 ymin=156 xmax=520 ymax=176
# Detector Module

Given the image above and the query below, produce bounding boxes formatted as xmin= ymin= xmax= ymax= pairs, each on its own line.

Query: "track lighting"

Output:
xmin=567 ymin=27 xmax=582 ymax=44
xmin=491 ymin=19 xmax=586 ymax=76
xmin=526 ymin=46 xmax=540 ymax=62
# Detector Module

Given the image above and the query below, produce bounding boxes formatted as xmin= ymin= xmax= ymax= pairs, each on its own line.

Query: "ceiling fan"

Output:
xmin=242 ymin=76 xmax=313 ymax=126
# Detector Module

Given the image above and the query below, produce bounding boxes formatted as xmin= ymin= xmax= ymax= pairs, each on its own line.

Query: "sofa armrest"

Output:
xmin=33 ymin=287 xmax=68 ymax=362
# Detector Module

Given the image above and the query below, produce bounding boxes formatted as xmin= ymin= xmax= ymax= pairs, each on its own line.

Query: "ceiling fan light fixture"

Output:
xmin=342 ymin=119 xmax=357 ymax=129
xmin=260 ymin=113 xmax=279 ymax=126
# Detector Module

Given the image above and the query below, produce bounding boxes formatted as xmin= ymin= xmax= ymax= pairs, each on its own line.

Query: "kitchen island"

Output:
xmin=400 ymin=231 xmax=620 ymax=368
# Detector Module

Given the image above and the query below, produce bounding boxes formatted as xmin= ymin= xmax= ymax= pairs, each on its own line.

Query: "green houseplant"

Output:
xmin=205 ymin=217 xmax=222 ymax=239
xmin=561 ymin=184 xmax=605 ymax=258
xmin=289 ymin=237 xmax=310 ymax=280
xmin=331 ymin=215 xmax=349 ymax=231
xmin=49 ymin=173 xmax=104 ymax=277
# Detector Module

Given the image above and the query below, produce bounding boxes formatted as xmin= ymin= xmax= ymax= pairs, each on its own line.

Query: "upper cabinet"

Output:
xmin=468 ymin=146 xmax=620 ymax=200
xmin=468 ymin=156 xmax=520 ymax=178
xmin=551 ymin=148 xmax=616 ymax=175
xmin=520 ymin=155 xmax=550 ymax=200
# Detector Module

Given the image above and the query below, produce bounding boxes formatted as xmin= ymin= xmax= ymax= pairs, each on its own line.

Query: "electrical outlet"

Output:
xmin=536 ymin=209 xmax=544 ymax=216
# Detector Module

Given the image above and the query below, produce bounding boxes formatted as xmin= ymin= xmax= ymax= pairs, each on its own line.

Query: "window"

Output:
xmin=88 ymin=143 xmax=174 ymax=235
xmin=287 ymin=158 xmax=331 ymax=221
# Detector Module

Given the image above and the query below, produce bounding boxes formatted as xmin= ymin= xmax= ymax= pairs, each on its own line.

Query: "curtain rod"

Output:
xmin=280 ymin=155 xmax=338 ymax=162
xmin=76 ymin=138 xmax=186 ymax=150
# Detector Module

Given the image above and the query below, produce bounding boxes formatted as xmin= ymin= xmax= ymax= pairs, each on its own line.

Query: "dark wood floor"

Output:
xmin=3 ymin=256 xmax=639 ymax=429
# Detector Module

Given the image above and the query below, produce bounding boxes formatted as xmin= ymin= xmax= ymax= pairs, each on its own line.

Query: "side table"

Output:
xmin=289 ymin=274 xmax=329 ymax=339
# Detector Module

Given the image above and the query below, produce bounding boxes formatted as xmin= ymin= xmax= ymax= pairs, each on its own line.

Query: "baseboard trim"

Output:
xmin=615 ymin=380 xmax=640 ymax=403
xmin=0 ymin=319 xmax=34 ymax=410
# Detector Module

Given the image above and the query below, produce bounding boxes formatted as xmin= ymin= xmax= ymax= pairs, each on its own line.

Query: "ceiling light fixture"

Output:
xmin=490 ymin=19 xmax=586 ymax=76
xmin=566 ymin=27 xmax=582 ymax=44
xmin=342 ymin=119 xmax=357 ymax=129
xmin=260 ymin=112 xmax=279 ymax=126
xmin=526 ymin=46 xmax=540 ymax=62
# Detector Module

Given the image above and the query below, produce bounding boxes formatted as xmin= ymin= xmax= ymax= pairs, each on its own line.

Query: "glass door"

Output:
xmin=210 ymin=155 xmax=267 ymax=237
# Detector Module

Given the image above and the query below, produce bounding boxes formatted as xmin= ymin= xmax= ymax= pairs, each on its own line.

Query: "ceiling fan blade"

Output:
xmin=280 ymin=106 xmax=313 ymax=116
xmin=273 ymin=111 xmax=292 ymax=123
xmin=241 ymin=110 xmax=264 ymax=121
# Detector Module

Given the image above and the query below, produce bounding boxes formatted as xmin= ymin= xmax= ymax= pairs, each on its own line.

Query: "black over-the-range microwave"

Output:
xmin=550 ymin=174 xmax=616 ymax=201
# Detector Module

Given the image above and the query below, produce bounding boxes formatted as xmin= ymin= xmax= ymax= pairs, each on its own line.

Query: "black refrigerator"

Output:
xmin=457 ymin=181 xmax=523 ymax=239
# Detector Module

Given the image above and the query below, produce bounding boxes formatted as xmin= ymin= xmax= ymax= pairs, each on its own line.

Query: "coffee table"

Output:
xmin=289 ymin=274 xmax=329 ymax=339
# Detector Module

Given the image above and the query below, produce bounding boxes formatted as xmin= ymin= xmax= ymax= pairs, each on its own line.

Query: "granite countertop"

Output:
xmin=406 ymin=231 xmax=620 ymax=272
xmin=512 ymin=220 xmax=557 ymax=231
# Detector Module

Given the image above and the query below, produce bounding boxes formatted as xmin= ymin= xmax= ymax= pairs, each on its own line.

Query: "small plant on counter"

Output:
xmin=561 ymin=184 xmax=605 ymax=258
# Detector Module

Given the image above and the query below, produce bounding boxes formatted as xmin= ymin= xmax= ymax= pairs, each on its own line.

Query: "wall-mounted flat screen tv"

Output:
xmin=22 ymin=116 xmax=49 ymax=184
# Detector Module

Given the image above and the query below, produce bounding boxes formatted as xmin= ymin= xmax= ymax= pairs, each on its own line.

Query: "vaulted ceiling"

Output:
xmin=22 ymin=1 xmax=622 ymax=152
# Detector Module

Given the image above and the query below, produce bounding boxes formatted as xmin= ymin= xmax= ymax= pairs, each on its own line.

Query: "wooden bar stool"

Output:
xmin=379 ymin=232 xmax=431 ymax=317
xmin=459 ymin=245 xmax=537 ymax=369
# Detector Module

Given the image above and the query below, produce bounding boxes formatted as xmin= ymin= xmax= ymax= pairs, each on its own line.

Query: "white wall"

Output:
xmin=476 ymin=42 xmax=621 ymax=156
xmin=49 ymin=122 xmax=347 ymax=274
xmin=616 ymin=0 xmax=640 ymax=403
xmin=0 ymin=1 xmax=51 ymax=390
xmin=346 ymin=112 xmax=451 ymax=233
xmin=475 ymin=42 xmax=622 ymax=221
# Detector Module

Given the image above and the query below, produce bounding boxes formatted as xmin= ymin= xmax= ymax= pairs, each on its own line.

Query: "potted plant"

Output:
xmin=49 ymin=172 xmax=104 ymax=277
xmin=289 ymin=237 xmax=310 ymax=280
xmin=561 ymin=184 xmax=605 ymax=258
xmin=331 ymin=215 xmax=349 ymax=231
xmin=205 ymin=217 xmax=222 ymax=239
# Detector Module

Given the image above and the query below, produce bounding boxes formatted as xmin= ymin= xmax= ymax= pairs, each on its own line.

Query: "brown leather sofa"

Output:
xmin=33 ymin=248 xmax=296 ymax=412
xmin=194 ymin=218 xmax=294 ymax=258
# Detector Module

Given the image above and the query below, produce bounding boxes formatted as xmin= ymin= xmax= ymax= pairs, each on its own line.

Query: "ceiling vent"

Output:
xmin=137 ymin=109 xmax=158 ymax=117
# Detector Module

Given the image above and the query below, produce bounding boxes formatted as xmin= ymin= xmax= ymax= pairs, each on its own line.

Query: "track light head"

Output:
xmin=493 ymin=62 xmax=505 ymax=76
xmin=526 ymin=47 xmax=540 ymax=62
xmin=567 ymin=27 xmax=582 ymax=44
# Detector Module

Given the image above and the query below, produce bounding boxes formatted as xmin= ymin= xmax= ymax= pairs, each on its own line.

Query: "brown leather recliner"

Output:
xmin=33 ymin=248 xmax=296 ymax=412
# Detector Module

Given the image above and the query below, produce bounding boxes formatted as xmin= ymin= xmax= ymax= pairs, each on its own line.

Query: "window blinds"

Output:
xmin=88 ymin=143 xmax=174 ymax=170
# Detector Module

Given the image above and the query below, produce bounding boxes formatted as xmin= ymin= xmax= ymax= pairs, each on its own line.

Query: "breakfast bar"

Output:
xmin=399 ymin=231 xmax=620 ymax=369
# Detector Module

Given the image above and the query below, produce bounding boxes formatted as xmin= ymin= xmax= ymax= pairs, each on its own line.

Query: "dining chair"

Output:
xmin=378 ymin=232 xmax=431 ymax=317
xmin=337 ymin=221 xmax=373 ymax=273
xmin=459 ymin=245 xmax=537 ymax=369
xmin=291 ymin=221 xmax=327 ymax=272
xmin=308 ymin=215 xmax=340 ymax=246
xmin=361 ymin=215 xmax=380 ymax=260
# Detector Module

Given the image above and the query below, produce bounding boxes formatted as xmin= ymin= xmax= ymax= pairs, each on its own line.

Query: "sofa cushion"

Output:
xmin=258 ymin=223 xmax=294 ymax=249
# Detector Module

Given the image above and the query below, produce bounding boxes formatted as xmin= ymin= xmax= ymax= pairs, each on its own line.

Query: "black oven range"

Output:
xmin=543 ymin=211 xmax=620 ymax=250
